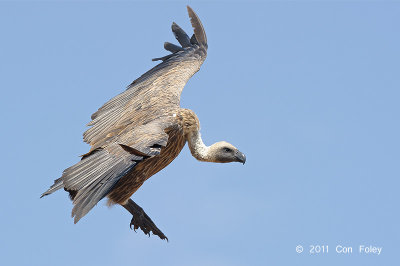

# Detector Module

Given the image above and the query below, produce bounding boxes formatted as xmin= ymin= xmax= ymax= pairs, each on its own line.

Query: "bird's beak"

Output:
xmin=235 ymin=151 xmax=246 ymax=165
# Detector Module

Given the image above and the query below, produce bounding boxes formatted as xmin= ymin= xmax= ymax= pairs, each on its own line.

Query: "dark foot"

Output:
xmin=123 ymin=199 xmax=168 ymax=241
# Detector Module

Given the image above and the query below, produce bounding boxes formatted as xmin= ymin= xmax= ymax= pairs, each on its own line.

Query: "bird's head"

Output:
xmin=208 ymin=141 xmax=246 ymax=164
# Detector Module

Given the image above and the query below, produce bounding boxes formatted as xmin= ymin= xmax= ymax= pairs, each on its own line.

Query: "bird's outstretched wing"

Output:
xmin=84 ymin=6 xmax=208 ymax=151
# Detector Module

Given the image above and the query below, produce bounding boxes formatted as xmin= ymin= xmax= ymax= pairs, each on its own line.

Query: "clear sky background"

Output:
xmin=1 ymin=1 xmax=399 ymax=265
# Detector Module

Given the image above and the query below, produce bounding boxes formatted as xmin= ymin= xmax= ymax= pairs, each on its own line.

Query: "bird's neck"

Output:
xmin=187 ymin=131 xmax=211 ymax=162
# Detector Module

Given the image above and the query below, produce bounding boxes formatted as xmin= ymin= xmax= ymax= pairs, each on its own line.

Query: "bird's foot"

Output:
xmin=129 ymin=205 xmax=168 ymax=241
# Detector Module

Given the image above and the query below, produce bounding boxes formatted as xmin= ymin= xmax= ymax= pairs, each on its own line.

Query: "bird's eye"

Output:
xmin=224 ymin=147 xmax=232 ymax=153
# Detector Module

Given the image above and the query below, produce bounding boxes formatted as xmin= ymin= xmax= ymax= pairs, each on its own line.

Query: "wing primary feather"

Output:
xmin=152 ymin=54 xmax=174 ymax=62
xmin=171 ymin=22 xmax=191 ymax=47
xmin=190 ymin=34 xmax=198 ymax=45
xmin=164 ymin=42 xmax=183 ymax=53
xmin=187 ymin=6 xmax=207 ymax=47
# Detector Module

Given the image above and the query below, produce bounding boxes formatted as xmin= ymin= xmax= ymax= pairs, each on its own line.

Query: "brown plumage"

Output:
xmin=41 ymin=6 xmax=246 ymax=241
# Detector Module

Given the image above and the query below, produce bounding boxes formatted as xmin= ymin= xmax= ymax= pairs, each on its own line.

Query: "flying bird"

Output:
xmin=42 ymin=6 xmax=246 ymax=241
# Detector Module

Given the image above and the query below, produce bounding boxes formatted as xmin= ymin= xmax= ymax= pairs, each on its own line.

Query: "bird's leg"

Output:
xmin=122 ymin=198 xmax=168 ymax=241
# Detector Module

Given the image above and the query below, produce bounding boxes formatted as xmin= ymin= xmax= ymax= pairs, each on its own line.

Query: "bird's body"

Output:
xmin=108 ymin=109 xmax=192 ymax=204
xmin=42 ymin=6 xmax=245 ymax=240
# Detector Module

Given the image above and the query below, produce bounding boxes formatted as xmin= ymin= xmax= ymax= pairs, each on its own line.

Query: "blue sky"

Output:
xmin=1 ymin=1 xmax=399 ymax=265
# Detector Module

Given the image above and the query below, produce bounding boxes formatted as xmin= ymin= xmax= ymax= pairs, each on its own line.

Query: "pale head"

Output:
xmin=207 ymin=141 xmax=246 ymax=164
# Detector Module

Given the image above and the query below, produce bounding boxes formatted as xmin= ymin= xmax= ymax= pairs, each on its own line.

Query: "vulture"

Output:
xmin=42 ymin=6 xmax=246 ymax=241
